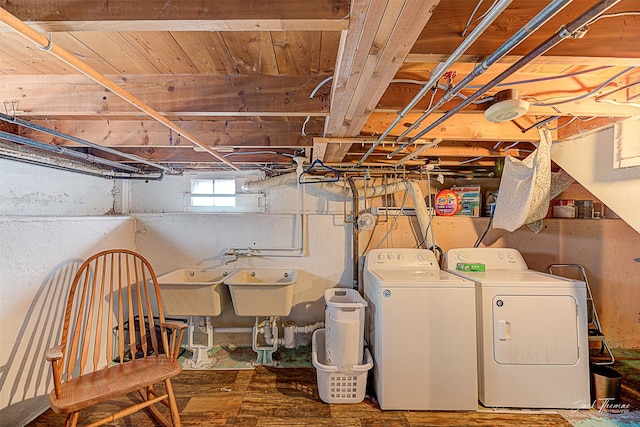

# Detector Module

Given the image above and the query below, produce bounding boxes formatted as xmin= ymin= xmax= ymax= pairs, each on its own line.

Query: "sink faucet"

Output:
xmin=223 ymin=247 xmax=256 ymax=264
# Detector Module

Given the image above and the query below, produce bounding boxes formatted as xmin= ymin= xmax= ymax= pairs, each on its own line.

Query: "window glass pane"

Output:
xmin=191 ymin=196 xmax=214 ymax=207
xmin=192 ymin=179 xmax=213 ymax=194
xmin=213 ymin=196 xmax=236 ymax=207
xmin=214 ymin=179 xmax=236 ymax=195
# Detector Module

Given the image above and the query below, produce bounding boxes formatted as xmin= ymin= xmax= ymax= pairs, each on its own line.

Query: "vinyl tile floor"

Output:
xmin=28 ymin=363 xmax=640 ymax=427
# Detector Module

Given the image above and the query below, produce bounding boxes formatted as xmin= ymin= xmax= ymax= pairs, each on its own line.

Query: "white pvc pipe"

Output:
xmin=243 ymin=172 xmax=407 ymax=199
xmin=255 ymin=320 xmax=325 ymax=348
xmin=407 ymin=180 xmax=436 ymax=249
xmin=294 ymin=321 xmax=325 ymax=334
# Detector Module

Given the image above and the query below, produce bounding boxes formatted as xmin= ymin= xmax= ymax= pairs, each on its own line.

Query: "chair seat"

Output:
xmin=50 ymin=356 xmax=182 ymax=414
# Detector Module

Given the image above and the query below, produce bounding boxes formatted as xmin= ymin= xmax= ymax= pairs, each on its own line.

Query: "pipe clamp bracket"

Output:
xmin=39 ymin=32 xmax=53 ymax=51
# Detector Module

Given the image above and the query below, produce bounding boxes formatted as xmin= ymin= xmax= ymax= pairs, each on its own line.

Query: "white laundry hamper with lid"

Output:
xmin=324 ymin=288 xmax=367 ymax=371
xmin=312 ymin=328 xmax=372 ymax=404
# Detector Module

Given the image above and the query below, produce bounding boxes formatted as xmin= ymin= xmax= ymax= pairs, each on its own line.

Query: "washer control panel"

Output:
xmin=366 ymin=248 xmax=438 ymax=269
xmin=445 ymin=248 xmax=527 ymax=270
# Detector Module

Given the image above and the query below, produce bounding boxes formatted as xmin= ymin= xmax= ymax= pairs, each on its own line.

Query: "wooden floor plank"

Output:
xmin=27 ymin=366 xmax=638 ymax=426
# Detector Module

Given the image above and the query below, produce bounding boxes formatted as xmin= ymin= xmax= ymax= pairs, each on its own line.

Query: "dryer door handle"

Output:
xmin=497 ymin=320 xmax=511 ymax=341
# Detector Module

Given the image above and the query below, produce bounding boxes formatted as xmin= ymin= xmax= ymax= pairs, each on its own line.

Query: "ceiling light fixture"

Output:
xmin=484 ymin=89 xmax=530 ymax=123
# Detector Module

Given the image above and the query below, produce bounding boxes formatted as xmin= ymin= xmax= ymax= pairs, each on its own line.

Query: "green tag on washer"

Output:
xmin=457 ymin=262 xmax=486 ymax=272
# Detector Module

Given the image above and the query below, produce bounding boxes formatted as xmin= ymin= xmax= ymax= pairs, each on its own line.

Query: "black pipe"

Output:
xmin=409 ymin=0 xmax=623 ymax=143
xmin=347 ymin=177 xmax=359 ymax=291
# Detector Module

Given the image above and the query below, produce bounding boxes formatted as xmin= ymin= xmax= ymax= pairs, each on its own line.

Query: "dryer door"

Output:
xmin=492 ymin=295 xmax=579 ymax=365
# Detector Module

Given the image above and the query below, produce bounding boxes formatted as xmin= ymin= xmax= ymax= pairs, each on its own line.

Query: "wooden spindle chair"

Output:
xmin=45 ymin=249 xmax=187 ymax=427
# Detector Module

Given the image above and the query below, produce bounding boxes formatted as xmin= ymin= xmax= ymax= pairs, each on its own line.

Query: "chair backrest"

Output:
xmin=58 ymin=249 xmax=169 ymax=381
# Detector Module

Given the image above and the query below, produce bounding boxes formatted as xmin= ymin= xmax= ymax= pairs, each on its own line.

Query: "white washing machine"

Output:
xmin=445 ymin=247 xmax=590 ymax=409
xmin=363 ymin=248 xmax=477 ymax=411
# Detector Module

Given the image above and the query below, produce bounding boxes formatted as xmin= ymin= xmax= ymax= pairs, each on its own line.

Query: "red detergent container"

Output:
xmin=434 ymin=189 xmax=460 ymax=216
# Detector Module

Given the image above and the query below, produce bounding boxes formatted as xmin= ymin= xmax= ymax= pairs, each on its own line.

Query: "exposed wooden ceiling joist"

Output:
xmin=410 ymin=0 xmax=640 ymax=63
xmin=0 ymin=75 xmax=331 ymax=118
xmin=322 ymin=0 xmax=440 ymax=163
xmin=0 ymin=0 xmax=351 ymax=32
xmin=22 ymin=119 xmax=324 ymax=148
xmin=0 ymin=0 xmax=638 ymax=171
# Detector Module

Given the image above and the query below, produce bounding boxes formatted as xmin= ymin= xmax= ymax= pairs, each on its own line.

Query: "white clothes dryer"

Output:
xmin=363 ymin=248 xmax=477 ymax=411
xmin=445 ymin=247 xmax=590 ymax=409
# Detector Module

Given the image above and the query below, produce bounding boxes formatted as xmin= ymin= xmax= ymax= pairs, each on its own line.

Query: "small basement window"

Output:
xmin=187 ymin=174 xmax=263 ymax=212
xmin=191 ymin=178 xmax=236 ymax=207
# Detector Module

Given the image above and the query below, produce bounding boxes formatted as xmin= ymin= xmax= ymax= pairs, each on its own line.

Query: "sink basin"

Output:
xmin=224 ymin=269 xmax=297 ymax=316
xmin=157 ymin=268 xmax=234 ymax=316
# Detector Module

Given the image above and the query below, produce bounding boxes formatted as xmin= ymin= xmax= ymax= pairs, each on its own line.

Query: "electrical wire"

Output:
xmin=595 ymin=80 xmax=640 ymax=101
xmin=587 ymin=11 xmax=640 ymax=25
xmin=301 ymin=76 xmax=333 ymax=136
xmin=372 ymin=186 xmax=410 ymax=250
xmin=531 ymin=67 xmax=635 ymax=107
xmin=546 ymin=115 xmax=597 ymax=131
xmin=390 ymin=66 xmax=615 ymax=99
xmin=477 ymin=65 xmax=613 ymax=88
xmin=596 ymin=99 xmax=640 ymax=108
xmin=474 ymin=210 xmax=494 ymax=248
xmin=223 ymin=151 xmax=295 ymax=158
xmin=461 ymin=0 xmax=501 ymax=37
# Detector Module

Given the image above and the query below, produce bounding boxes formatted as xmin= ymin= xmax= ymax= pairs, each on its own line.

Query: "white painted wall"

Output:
xmin=2 ymin=154 xmax=639 ymax=426
xmin=551 ymin=123 xmax=640 ymax=233
xmin=135 ymin=213 xmax=350 ymax=327
xmin=0 ymin=161 xmax=135 ymax=426
xmin=0 ymin=159 xmax=116 ymax=216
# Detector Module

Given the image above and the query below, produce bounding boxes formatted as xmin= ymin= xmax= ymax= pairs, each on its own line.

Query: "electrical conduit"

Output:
xmin=0 ymin=7 xmax=237 ymax=170
xmin=356 ymin=0 xmax=515 ymax=166
xmin=407 ymin=0 xmax=624 ymax=144
xmin=390 ymin=0 xmax=574 ymax=156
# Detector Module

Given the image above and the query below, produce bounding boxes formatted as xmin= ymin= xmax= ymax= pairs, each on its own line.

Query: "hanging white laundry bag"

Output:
xmin=493 ymin=128 xmax=552 ymax=232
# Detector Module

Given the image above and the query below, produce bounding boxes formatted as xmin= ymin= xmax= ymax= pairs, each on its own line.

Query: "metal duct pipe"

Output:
xmin=347 ymin=177 xmax=359 ymax=290
xmin=390 ymin=0 xmax=573 ymax=156
xmin=0 ymin=130 xmax=140 ymax=172
xmin=0 ymin=7 xmax=238 ymax=171
xmin=0 ymin=112 xmax=177 ymax=174
xmin=0 ymin=141 xmax=163 ymax=180
xmin=407 ymin=0 xmax=623 ymax=144
xmin=356 ymin=0 xmax=515 ymax=166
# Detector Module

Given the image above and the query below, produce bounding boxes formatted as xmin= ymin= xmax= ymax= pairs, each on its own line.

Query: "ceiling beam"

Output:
xmin=313 ymin=138 xmax=534 ymax=166
xmin=323 ymin=0 xmax=440 ymax=162
xmin=556 ymin=116 xmax=628 ymax=141
xmin=362 ymin=113 xmax=553 ymax=141
xmin=405 ymin=54 xmax=640 ymax=67
xmin=8 ymin=19 xmax=350 ymax=33
xmin=21 ymin=119 xmax=324 ymax=148
xmin=88 ymin=147 xmax=299 ymax=165
xmin=411 ymin=1 xmax=640 ymax=64
xmin=0 ymin=0 xmax=350 ymax=32
xmin=0 ymin=6 xmax=241 ymax=169
xmin=0 ymin=75 xmax=331 ymax=118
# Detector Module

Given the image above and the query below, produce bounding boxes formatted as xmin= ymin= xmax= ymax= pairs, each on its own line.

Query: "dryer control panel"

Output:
xmin=365 ymin=248 xmax=438 ymax=269
xmin=445 ymin=248 xmax=527 ymax=270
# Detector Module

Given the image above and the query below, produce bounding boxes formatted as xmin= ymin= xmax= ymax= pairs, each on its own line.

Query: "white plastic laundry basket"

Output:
xmin=312 ymin=328 xmax=372 ymax=404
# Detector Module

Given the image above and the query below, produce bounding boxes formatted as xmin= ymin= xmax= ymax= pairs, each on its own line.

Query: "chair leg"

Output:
xmin=64 ymin=412 xmax=79 ymax=427
xmin=139 ymin=385 xmax=173 ymax=427
xmin=165 ymin=378 xmax=181 ymax=427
